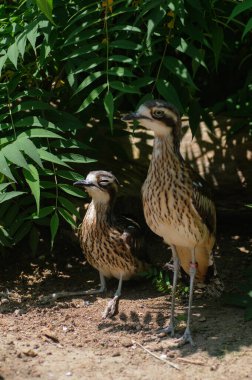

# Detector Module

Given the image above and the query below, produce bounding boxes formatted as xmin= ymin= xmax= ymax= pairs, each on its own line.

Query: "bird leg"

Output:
xmin=40 ymin=271 xmax=107 ymax=304
xmin=102 ymin=274 xmax=123 ymax=318
xmin=175 ymin=248 xmax=197 ymax=346
xmin=158 ymin=245 xmax=180 ymax=336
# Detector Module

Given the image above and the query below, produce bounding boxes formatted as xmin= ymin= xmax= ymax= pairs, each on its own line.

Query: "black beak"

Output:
xmin=73 ymin=179 xmax=93 ymax=187
xmin=121 ymin=112 xmax=140 ymax=121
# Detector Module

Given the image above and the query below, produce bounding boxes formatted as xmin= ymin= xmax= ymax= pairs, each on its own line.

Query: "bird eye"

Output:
xmin=99 ymin=180 xmax=110 ymax=187
xmin=152 ymin=109 xmax=164 ymax=118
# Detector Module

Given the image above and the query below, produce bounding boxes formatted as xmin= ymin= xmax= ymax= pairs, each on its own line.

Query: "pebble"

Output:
xmin=23 ymin=349 xmax=37 ymax=357
xmin=121 ymin=340 xmax=133 ymax=348
xmin=167 ymin=351 xmax=176 ymax=358
xmin=160 ymin=354 xmax=167 ymax=360
xmin=111 ymin=352 xmax=121 ymax=357
xmin=210 ymin=364 xmax=218 ymax=371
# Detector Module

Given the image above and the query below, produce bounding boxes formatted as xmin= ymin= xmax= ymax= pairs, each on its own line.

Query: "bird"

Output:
xmin=122 ymin=99 xmax=223 ymax=345
xmin=73 ymin=170 xmax=148 ymax=318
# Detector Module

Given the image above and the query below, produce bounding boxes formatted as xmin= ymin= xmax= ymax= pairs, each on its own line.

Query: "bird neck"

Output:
xmin=152 ymin=134 xmax=182 ymax=162
xmin=86 ymin=199 xmax=114 ymax=226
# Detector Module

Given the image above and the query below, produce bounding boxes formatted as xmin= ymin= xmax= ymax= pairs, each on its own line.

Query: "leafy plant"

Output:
xmin=143 ymin=267 xmax=172 ymax=293
xmin=0 ymin=0 xmax=251 ymax=253
xmin=0 ymin=1 xmax=94 ymax=252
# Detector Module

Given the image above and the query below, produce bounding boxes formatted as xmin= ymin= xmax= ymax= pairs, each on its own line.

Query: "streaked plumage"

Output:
xmin=123 ymin=99 xmax=223 ymax=345
xmin=74 ymin=170 xmax=147 ymax=317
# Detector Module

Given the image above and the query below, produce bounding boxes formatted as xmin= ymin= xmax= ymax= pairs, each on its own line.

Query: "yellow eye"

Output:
xmin=153 ymin=109 xmax=164 ymax=118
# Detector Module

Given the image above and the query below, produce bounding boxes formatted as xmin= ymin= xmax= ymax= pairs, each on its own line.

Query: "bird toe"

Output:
xmin=102 ymin=295 xmax=120 ymax=319
xmin=157 ymin=322 xmax=175 ymax=337
xmin=174 ymin=329 xmax=196 ymax=347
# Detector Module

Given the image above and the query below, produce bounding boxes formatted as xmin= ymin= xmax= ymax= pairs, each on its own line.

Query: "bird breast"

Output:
xmin=79 ymin=202 xmax=144 ymax=280
xmin=142 ymin=139 xmax=211 ymax=248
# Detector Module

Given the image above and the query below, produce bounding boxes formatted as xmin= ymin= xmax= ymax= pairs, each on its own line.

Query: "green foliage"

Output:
xmin=0 ymin=0 xmax=251 ymax=252
xmin=142 ymin=266 xmax=190 ymax=296
xmin=0 ymin=1 xmax=94 ymax=251
xmin=35 ymin=0 xmax=54 ymax=24
xmin=143 ymin=267 xmax=171 ymax=293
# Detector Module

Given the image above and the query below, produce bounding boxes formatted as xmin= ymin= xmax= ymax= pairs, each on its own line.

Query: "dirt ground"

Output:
xmin=1 ymin=212 xmax=252 ymax=380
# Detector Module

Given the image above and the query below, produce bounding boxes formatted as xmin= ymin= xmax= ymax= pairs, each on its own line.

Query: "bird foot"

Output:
xmin=102 ymin=295 xmax=120 ymax=319
xmin=157 ymin=321 xmax=175 ymax=337
xmin=174 ymin=328 xmax=195 ymax=347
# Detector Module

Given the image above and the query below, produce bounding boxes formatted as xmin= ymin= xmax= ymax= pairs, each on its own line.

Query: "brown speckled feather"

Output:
xmin=74 ymin=170 xmax=148 ymax=283
xmin=189 ymin=166 xmax=216 ymax=235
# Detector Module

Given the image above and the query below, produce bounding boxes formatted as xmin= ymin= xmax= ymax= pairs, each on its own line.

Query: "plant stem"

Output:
xmin=6 ymin=87 xmax=16 ymax=140
xmin=104 ymin=3 xmax=110 ymax=92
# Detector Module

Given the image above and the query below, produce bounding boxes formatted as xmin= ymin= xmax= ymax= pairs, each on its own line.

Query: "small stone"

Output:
xmin=158 ymin=332 xmax=167 ymax=338
xmin=160 ymin=354 xmax=167 ymax=360
xmin=65 ymin=371 xmax=72 ymax=376
xmin=167 ymin=351 xmax=176 ymax=358
xmin=43 ymin=332 xmax=60 ymax=343
xmin=23 ymin=349 xmax=37 ymax=357
xmin=121 ymin=340 xmax=133 ymax=348
xmin=211 ymin=365 xmax=218 ymax=371
xmin=111 ymin=352 xmax=121 ymax=357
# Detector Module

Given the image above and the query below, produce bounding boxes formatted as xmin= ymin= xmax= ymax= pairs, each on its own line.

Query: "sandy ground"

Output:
xmin=1 ymin=221 xmax=252 ymax=380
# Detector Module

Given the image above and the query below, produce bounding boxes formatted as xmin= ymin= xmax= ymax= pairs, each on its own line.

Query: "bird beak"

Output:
xmin=121 ymin=112 xmax=140 ymax=121
xmin=73 ymin=179 xmax=93 ymax=187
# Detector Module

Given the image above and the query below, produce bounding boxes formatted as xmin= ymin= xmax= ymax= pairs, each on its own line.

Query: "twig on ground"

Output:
xmin=131 ymin=340 xmax=180 ymax=371
xmin=177 ymin=357 xmax=206 ymax=366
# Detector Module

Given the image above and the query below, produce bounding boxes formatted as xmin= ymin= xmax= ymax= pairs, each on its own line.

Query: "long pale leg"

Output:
xmin=176 ymin=248 xmax=196 ymax=346
xmin=159 ymin=245 xmax=180 ymax=336
xmin=41 ymin=271 xmax=107 ymax=303
xmin=102 ymin=274 xmax=123 ymax=318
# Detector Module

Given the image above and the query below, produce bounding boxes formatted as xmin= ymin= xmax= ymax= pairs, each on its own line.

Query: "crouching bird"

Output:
xmin=73 ymin=170 xmax=148 ymax=318
xmin=122 ymin=99 xmax=223 ymax=345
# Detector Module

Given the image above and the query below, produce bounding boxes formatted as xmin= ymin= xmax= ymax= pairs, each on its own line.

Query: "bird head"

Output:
xmin=73 ymin=171 xmax=119 ymax=203
xmin=122 ymin=99 xmax=181 ymax=145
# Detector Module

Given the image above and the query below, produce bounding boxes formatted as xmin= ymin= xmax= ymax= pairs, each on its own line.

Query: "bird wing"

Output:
xmin=189 ymin=167 xmax=216 ymax=235
xmin=113 ymin=215 xmax=146 ymax=260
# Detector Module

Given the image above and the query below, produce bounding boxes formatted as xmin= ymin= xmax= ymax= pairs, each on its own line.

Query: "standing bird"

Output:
xmin=122 ymin=99 xmax=222 ymax=345
xmin=73 ymin=170 xmax=148 ymax=318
